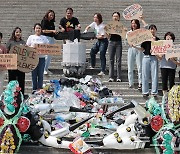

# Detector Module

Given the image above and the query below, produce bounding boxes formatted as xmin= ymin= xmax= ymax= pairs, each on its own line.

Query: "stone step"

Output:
xmin=19 ymin=145 xmax=155 ymax=154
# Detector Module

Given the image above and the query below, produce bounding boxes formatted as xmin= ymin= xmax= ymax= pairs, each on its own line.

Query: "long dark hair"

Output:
xmin=131 ymin=19 xmax=140 ymax=30
xmin=9 ymin=27 xmax=22 ymax=41
xmin=94 ymin=13 xmax=103 ymax=24
xmin=43 ymin=10 xmax=55 ymax=22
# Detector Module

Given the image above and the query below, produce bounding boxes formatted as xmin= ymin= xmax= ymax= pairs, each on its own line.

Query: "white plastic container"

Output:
xmin=62 ymin=42 xmax=87 ymax=76
xmin=62 ymin=42 xmax=86 ymax=65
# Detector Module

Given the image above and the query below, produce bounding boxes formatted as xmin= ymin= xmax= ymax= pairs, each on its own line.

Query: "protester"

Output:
xmin=59 ymin=7 xmax=81 ymax=43
xmin=26 ymin=23 xmax=49 ymax=92
xmin=134 ymin=24 xmax=160 ymax=97
xmin=41 ymin=10 xmax=57 ymax=75
xmin=6 ymin=27 xmax=26 ymax=95
xmin=84 ymin=13 xmax=108 ymax=76
xmin=0 ymin=32 xmax=7 ymax=94
xmin=107 ymin=12 xmax=123 ymax=82
xmin=126 ymin=16 xmax=148 ymax=89
xmin=157 ymin=32 xmax=176 ymax=96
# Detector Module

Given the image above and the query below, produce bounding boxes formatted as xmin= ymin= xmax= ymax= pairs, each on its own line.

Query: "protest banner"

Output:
xmin=0 ymin=54 xmax=17 ymax=70
xmin=35 ymin=44 xmax=62 ymax=55
xmin=123 ymin=4 xmax=143 ymax=20
xmin=151 ymin=40 xmax=173 ymax=55
xmin=9 ymin=45 xmax=39 ymax=73
xmin=166 ymin=44 xmax=180 ymax=60
xmin=127 ymin=28 xmax=153 ymax=46
xmin=104 ymin=21 xmax=127 ymax=39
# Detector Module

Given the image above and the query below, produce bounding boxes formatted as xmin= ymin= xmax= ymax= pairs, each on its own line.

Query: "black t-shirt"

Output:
xmin=141 ymin=36 xmax=160 ymax=55
xmin=110 ymin=34 xmax=122 ymax=42
xmin=60 ymin=17 xmax=80 ymax=32
xmin=41 ymin=19 xmax=55 ymax=37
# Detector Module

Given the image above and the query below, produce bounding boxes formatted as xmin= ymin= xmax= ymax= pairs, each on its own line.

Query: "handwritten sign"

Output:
xmin=9 ymin=45 xmax=38 ymax=73
xmin=123 ymin=4 xmax=143 ymax=20
xmin=151 ymin=40 xmax=173 ymax=55
xmin=166 ymin=44 xmax=180 ymax=60
xmin=127 ymin=28 xmax=153 ymax=46
xmin=0 ymin=54 xmax=17 ymax=70
xmin=35 ymin=44 xmax=62 ymax=55
xmin=104 ymin=21 xmax=127 ymax=39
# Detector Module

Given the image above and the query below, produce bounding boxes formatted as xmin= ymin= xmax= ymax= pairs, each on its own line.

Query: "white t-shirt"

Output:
xmin=26 ymin=35 xmax=49 ymax=58
xmin=89 ymin=22 xmax=106 ymax=37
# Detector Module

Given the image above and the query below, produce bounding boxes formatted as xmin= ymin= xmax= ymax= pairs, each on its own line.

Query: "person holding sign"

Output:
xmin=107 ymin=12 xmax=123 ymax=82
xmin=134 ymin=25 xmax=160 ymax=97
xmin=157 ymin=32 xmax=177 ymax=96
xmin=41 ymin=10 xmax=57 ymax=75
xmin=6 ymin=27 xmax=26 ymax=95
xmin=26 ymin=23 xmax=49 ymax=92
xmin=84 ymin=13 xmax=108 ymax=76
xmin=0 ymin=32 xmax=7 ymax=94
xmin=126 ymin=16 xmax=147 ymax=89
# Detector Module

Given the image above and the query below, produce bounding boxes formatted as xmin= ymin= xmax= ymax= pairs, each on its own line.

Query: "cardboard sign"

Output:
xmin=35 ymin=44 xmax=62 ymax=55
xmin=9 ymin=45 xmax=39 ymax=73
xmin=104 ymin=21 xmax=127 ymax=39
xmin=123 ymin=4 xmax=143 ymax=20
xmin=0 ymin=54 xmax=17 ymax=70
xmin=166 ymin=44 xmax=180 ymax=60
xmin=151 ymin=40 xmax=173 ymax=55
xmin=127 ymin=28 xmax=153 ymax=46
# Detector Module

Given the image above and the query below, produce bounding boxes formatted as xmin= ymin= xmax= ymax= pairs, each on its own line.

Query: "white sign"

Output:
xmin=151 ymin=40 xmax=173 ymax=55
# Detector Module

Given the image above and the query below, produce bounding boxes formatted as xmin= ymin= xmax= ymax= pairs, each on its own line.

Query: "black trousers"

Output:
xmin=160 ymin=68 xmax=175 ymax=91
xmin=8 ymin=70 xmax=25 ymax=95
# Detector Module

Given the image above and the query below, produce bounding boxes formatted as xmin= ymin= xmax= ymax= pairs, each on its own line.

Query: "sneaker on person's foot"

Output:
xmin=117 ymin=78 xmax=122 ymax=82
xmin=44 ymin=70 xmax=48 ymax=75
xmin=151 ymin=93 xmax=158 ymax=97
xmin=97 ymin=71 xmax=105 ymax=76
xmin=89 ymin=66 xmax=95 ymax=69
xmin=44 ymin=70 xmax=52 ymax=75
xmin=143 ymin=93 xmax=149 ymax=97
xmin=108 ymin=78 xmax=114 ymax=82
xmin=138 ymin=84 xmax=142 ymax=90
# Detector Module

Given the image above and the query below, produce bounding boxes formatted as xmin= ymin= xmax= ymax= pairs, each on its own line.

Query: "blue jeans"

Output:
xmin=90 ymin=38 xmax=108 ymax=72
xmin=44 ymin=36 xmax=55 ymax=71
xmin=108 ymin=41 xmax=122 ymax=79
xmin=32 ymin=58 xmax=45 ymax=90
xmin=128 ymin=47 xmax=143 ymax=86
xmin=142 ymin=55 xmax=158 ymax=95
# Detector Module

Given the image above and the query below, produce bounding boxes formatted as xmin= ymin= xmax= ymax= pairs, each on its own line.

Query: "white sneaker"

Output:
xmin=44 ymin=70 xmax=48 ymax=75
xmin=108 ymin=78 xmax=114 ymax=82
xmin=97 ymin=71 xmax=105 ymax=76
xmin=89 ymin=66 xmax=95 ymax=69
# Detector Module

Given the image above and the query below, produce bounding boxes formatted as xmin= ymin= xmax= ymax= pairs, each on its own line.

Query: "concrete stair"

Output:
xmin=1 ymin=0 xmax=180 ymax=153
xmin=1 ymin=0 xmax=180 ymax=104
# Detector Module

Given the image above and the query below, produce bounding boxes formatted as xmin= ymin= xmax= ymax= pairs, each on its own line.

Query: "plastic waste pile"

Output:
xmin=0 ymin=76 xmax=179 ymax=154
